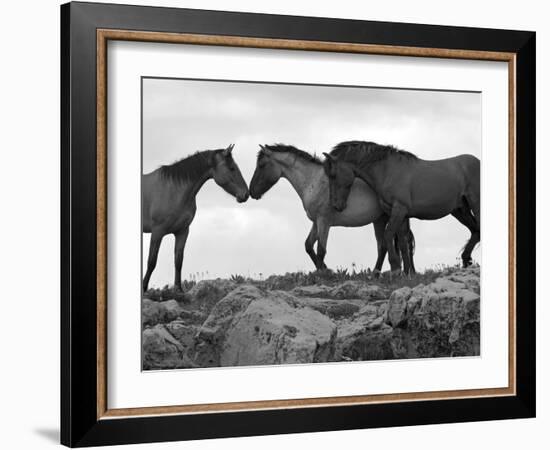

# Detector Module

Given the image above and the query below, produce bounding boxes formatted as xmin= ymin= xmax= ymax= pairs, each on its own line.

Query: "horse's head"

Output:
xmin=211 ymin=144 xmax=249 ymax=203
xmin=249 ymin=144 xmax=283 ymax=200
xmin=323 ymin=152 xmax=354 ymax=212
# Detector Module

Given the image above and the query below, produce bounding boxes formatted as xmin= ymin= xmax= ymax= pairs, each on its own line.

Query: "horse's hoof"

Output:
xmin=389 ymin=269 xmax=402 ymax=279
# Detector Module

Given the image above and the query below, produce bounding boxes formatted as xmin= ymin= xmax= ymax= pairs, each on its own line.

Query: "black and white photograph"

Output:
xmin=0 ymin=0 xmax=541 ymax=447
xmin=141 ymin=77 xmax=481 ymax=370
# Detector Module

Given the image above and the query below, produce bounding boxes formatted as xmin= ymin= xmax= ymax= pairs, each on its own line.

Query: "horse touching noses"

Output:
xmin=237 ymin=190 xmax=249 ymax=203
xmin=251 ymin=143 xmax=416 ymax=274
xmin=141 ymin=144 xmax=249 ymax=292
xmin=211 ymin=144 xmax=250 ymax=204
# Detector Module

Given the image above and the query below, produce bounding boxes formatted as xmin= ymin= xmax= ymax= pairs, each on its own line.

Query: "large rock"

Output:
xmin=142 ymin=325 xmax=195 ymax=370
xmin=143 ymin=268 xmax=480 ymax=368
xmin=142 ymin=298 xmax=183 ymax=327
xmin=194 ymin=285 xmax=337 ymax=367
xmin=383 ymin=273 xmax=480 ymax=358
xmin=335 ymin=304 xmax=398 ymax=361
xmin=385 ymin=287 xmax=412 ymax=327
xmin=164 ymin=320 xmax=201 ymax=357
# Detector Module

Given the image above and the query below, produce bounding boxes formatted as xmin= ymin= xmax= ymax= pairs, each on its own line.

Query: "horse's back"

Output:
xmin=423 ymin=154 xmax=479 ymax=186
xmin=401 ymin=155 xmax=478 ymax=219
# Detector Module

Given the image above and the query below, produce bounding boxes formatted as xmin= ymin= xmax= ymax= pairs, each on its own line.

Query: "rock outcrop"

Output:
xmin=142 ymin=299 xmax=182 ymax=327
xmin=142 ymin=325 xmax=195 ymax=370
xmin=185 ymin=279 xmax=237 ymax=313
xmin=142 ymin=267 xmax=480 ymax=370
xmin=291 ymin=281 xmax=386 ymax=301
xmin=194 ymin=286 xmax=337 ymax=367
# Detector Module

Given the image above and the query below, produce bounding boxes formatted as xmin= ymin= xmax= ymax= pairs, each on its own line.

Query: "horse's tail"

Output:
xmin=406 ymin=219 xmax=416 ymax=273
xmin=407 ymin=221 xmax=415 ymax=256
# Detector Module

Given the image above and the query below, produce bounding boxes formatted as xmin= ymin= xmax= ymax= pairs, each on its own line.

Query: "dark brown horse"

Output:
xmin=142 ymin=144 xmax=249 ymax=292
xmin=324 ymin=141 xmax=480 ymax=273
xmin=249 ymin=144 xmax=415 ymax=273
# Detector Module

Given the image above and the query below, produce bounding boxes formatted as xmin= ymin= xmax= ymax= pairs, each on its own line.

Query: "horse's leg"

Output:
xmin=316 ymin=219 xmax=330 ymax=270
xmin=462 ymin=206 xmax=480 ymax=267
xmin=396 ymin=219 xmax=416 ymax=275
xmin=143 ymin=230 xmax=164 ymax=292
xmin=173 ymin=227 xmax=190 ymax=292
xmin=462 ymin=229 xmax=480 ymax=267
xmin=372 ymin=215 xmax=388 ymax=277
xmin=464 ymin=189 xmax=481 ymax=265
xmin=396 ymin=221 xmax=412 ymax=276
xmin=468 ymin=196 xmax=481 ymax=264
xmin=451 ymin=205 xmax=479 ymax=267
xmin=305 ymin=222 xmax=320 ymax=269
xmin=466 ymin=193 xmax=481 ymax=228
xmin=384 ymin=204 xmax=408 ymax=274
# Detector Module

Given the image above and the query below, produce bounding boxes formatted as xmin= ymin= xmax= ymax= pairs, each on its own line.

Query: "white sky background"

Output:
xmin=143 ymin=78 xmax=481 ymax=287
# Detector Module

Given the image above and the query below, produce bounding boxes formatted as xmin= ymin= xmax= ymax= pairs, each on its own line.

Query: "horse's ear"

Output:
xmin=260 ymin=144 xmax=272 ymax=156
xmin=223 ymin=144 xmax=234 ymax=157
xmin=323 ymin=152 xmax=334 ymax=163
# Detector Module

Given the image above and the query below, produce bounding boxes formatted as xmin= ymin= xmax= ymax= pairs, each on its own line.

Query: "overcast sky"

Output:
xmin=143 ymin=77 xmax=481 ymax=287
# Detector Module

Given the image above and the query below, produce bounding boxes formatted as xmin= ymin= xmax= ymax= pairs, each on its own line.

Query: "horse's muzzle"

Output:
xmin=237 ymin=192 xmax=250 ymax=203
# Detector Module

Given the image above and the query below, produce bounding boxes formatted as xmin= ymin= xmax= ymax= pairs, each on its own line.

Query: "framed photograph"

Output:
xmin=61 ymin=1 xmax=536 ymax=447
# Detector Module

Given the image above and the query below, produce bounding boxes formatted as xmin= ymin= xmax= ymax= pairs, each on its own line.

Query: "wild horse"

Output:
xmin=249 ymin=144 xmax=415 ymax=273
xmin=142 ymin=144 xmax=249 ymax=292
xmin=323 ymin=141 xmax=480 ymax=274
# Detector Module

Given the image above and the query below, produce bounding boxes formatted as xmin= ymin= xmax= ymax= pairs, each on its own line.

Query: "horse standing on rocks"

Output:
xmin=142 ymin=144 xmax=249 ymax=292
xmin=323 ymin=141 xmax=480 ymax=274
xmin=249 ymin=144 xmax=415 ymax=274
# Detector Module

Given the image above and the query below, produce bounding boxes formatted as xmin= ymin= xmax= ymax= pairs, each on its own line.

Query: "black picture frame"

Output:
xmin=61 ymin=1 xmax=536 ymax=447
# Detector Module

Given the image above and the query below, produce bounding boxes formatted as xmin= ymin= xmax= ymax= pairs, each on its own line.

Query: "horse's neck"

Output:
xmin=187 ymin=169 xmax=213 ymax=199
xmin=355 ymin=158 xmax=386 ymax=191
xmin=163 ymin=167 xmax=212 ymax=203
xmin=279 ymin=156 xmax=322 ymax=200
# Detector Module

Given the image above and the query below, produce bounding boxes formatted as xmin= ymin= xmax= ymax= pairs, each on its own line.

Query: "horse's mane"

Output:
xmin=158 ymin=149 xmax=220 ymax=185
xmin=330 ymin=141 xmax=417 ymax=166
xmin=260 ymin=143 xmax=322 ymax=165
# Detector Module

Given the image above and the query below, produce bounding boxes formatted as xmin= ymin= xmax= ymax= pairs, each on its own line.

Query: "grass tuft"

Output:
xmin=144 ymin=263 xmax=467 ymax=299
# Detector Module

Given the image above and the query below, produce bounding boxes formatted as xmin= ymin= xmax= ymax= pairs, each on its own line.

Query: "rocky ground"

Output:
xmin=142 ymin=267 xmax=480 ymax=370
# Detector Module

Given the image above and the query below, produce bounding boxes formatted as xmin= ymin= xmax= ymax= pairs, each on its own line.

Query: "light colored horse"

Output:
xmin=142 ymin=144 xmax=249 ymax=291
xmin=324 ymin=140 xmax=480 ymax=273
xmin=249 ymin=144 xmax=415 ymax=273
